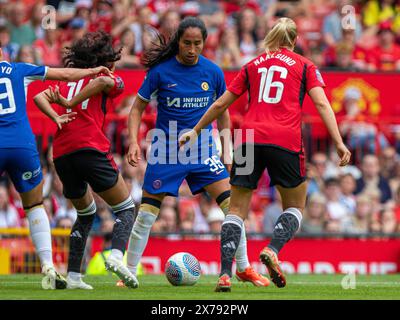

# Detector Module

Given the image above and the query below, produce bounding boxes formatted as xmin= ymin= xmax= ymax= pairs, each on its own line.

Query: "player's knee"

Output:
xmin=216 ymin=190 xmax=231 ymax=215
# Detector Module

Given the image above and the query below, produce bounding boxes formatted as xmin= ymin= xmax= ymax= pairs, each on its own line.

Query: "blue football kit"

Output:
xmin=0 ymin=61 xmax=48 ymax=192
xmin=138 ymin=55 xmax=229 ymax=196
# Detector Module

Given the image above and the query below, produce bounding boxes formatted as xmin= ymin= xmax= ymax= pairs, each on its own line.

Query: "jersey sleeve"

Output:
xmin=107 ymin=75 xmax=125 ymax=98
xmin=18 ymin=63 xmax=48 ymax=81
xmin=137 ymin=68 xmax=159 ymax=102
xmin=306 ymin=64 xmax=326 ymax=92
xmin=227 ymin=65 xmax=248 ymax=96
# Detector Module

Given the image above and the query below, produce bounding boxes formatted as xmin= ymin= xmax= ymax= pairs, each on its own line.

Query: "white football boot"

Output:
xmin=41 ymin=265 xmax=67 ymax=290
xmin=105 ymin=255 xmax=139 ymax=289
xmin=66 ymin=274 xmax=93 ymax=290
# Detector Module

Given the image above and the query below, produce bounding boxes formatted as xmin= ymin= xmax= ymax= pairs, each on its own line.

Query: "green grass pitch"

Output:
xmin=1 ymin=274 xmax=400 ymax=300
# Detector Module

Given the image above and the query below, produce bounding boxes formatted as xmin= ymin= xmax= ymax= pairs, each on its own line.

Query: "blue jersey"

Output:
xmin=138 ymin=55 xmax=226 ymax=162
xmin=0 ymin=61 xmax=48 ymax=149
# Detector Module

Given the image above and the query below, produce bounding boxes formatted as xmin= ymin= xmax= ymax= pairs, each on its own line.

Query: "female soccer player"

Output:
xmin=124 ymin=17 xmax=269 ymax=288
xmin=180 ymin=17 xmax=352 ymax=292
xmin=0 ymin=46 xmax=110 ymax=290
xmin=34 ymin=31 xmax=138 ymax=289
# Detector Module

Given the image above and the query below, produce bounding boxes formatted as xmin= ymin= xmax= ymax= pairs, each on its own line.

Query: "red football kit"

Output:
xmin=52 ymin=74 xmax=124 ymax=159
xmin=228 ymin=48 xmax=326 ymax=153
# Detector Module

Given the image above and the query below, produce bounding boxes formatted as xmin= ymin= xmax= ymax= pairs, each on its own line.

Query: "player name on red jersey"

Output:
xmin=253 ymin=52 xmax=296 ymax=67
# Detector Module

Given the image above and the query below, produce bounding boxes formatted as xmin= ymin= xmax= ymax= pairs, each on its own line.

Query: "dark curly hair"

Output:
xmin=63 ymin=31 xmax=122 ymax=68
xmin=142 ymin=16 xmax=207 ymax=69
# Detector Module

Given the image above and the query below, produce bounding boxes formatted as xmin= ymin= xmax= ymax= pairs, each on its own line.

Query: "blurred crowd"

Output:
xmin=1 ymin=145 xmax=400 ymax=237
xmin=1 ymin=0 xmax=400 ymax=237
xmin=1 ymin=0 xmax=400 ymax=71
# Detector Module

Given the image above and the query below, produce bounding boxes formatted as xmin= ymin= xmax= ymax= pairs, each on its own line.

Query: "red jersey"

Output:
xmin=228 ymin=48 xmax=325 ymax=153
xmin=52 ymin=75 xmax=124 ymax=159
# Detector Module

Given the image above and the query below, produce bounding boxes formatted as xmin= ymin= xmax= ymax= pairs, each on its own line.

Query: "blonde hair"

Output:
xmin=264 ymin=17 xmax=297 ymax=53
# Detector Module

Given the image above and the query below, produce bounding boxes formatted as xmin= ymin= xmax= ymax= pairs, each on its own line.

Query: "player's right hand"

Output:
xmin=127 ymin=143 xmax=141 ymax=167
xmin=50 ymin=85 xmax=70 ymax=108
xmin=178 ymin=129 xmax=198 ymax=149
xmin=91 ymin=66 xmax=113 ymax=77
xmin=335 ymin=142 xmax=351 ymax=167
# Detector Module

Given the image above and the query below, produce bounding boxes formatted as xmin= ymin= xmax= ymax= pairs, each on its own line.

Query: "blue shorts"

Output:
xmin=0 ymin=148 xmax=43 ymax=193
xmin=143 ymin=155 xmax=229 ymax=197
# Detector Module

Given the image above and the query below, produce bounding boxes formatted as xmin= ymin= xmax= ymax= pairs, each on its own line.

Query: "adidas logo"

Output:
xmin=71 ymin=231 xmax=82 ymax=238
xmin=275 ymin=223 xmax=283 ymax=230
xmin=223 ymin=241 xmax=236 ymax=250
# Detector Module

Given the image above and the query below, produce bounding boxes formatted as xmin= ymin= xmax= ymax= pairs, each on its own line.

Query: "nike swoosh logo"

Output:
xmin=215 ymin=170 xmax=224 ymax=175
xmin=167 ymin=83 xmax=177 ymax=88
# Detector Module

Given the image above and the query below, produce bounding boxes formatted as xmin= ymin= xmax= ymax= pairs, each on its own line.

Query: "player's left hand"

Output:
xmin=55 ymin=112 xmax=77 ymax=129
xmin=178 ymin=130 xmax=198 ymax=149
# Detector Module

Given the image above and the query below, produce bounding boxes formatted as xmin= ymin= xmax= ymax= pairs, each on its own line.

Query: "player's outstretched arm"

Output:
xmin=126 ymin=96 xmax=148 ymax=167
xmin=179 ymin=90 xmax=238 ymax=148
xmin=309 ymin=87 xmax=351 ymax=166
xmin=45 ymin=66 xmax=112 ymax=81
xmin=33 ymin=89 xmax=77 ymax=129
xmin=51 ymin=76 xmax=115 ymax=109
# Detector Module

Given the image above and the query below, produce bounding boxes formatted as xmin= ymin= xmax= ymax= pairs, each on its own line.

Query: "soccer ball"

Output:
xmin=165 ymin=252 xmax=201 ymax=286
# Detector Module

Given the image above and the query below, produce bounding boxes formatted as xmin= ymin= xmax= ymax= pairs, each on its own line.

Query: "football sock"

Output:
xmin=110 ymin=196 xmax=135 ymax=254
xmin=26 ymin=205 xmax=53 ymax=268
xmin=127 ymin=206 xmax=158 ymax=274
xmin=268 ymin=207 xmax=302 ymax=254
xmin=220 ymin=214 xmax=243 ymax=277
xmin=216 ymin=192 xmax=250 ymax=272
xmin=67 ymin=200 xmax=96 ymax=273
xmin=109 ymin=248 xmax=123 ymax=261
xmin=235 ymin=227 xmax=250 ymax=272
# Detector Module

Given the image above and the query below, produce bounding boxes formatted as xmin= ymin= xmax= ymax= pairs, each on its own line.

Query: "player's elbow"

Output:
xmin=314 ymin=100 xmax=330 ymax=112
xmin=214 ymin=100 xmax=228 ymax=112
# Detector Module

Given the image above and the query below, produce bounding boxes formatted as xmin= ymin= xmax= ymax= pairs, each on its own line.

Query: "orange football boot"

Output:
xmin=236 ymin=266 xmax=270 ymax=287
xmin=215 ymin=274 xmax=231 ymax=292
xmin=259 ymin=247 xmax=286 ymax=288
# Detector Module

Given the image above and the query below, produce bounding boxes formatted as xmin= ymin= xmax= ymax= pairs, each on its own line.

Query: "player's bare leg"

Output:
xmin=21 ymin=180 xmax=66 ymax=289
xmin=97 ymin=174 xmax=138 ymax=288
xmin=260 ymin=181 xmax=307 ymax=288
xmin=215 ymin=185 xmax=253 ymax=292
xmin=66 ymin=189 xmax=96 ymax=289
xmin=205 ymin=179 xmax=269 ymax=288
